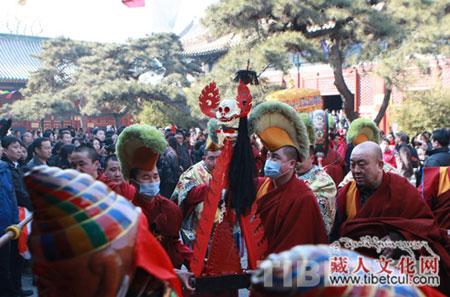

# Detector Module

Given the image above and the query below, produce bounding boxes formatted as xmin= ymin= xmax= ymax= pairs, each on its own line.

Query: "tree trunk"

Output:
xmin=373 ymin=81 xmax=392 ymax=125
xmin=79 ymin=115 xmax=88 ymax=131
xmin=329 ymin=42 xmax=359 ymax=121
xmin=113 ymin=113 xmax=122 ymax=128
xmin=40 ymin=119 xmax=45 ymax=132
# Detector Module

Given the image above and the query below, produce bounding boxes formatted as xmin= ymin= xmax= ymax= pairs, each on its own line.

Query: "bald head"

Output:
xmin=350 ymin=141 xmax=384 ymax=190
xmin=351 ymin=141 xmax=383 ymax=162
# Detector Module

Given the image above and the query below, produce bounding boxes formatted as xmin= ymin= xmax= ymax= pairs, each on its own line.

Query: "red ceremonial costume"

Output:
xmin=335 ymin=172 xmax=450 ymax=295
xmin=116 ymin=124 xmax=193 ymax=271
xmin=308 ymin=110 xmax=345 ymax=185
xmin=133 ymin=193 xmax=192 ymax=269
xmin=189 ymin=80 xmax=329 ymax=296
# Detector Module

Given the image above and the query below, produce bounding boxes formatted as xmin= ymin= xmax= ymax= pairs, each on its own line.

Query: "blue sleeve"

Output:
xmin=0 ymin=164 xmax=19 ymax=235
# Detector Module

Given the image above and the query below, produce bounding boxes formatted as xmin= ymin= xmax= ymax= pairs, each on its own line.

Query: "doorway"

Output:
xmin=322 ymin=95 xmax=343 ymax=111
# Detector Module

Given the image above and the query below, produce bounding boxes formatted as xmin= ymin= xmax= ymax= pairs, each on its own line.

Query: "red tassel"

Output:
xmin=190 ymin=139 xmax=233 ymax=276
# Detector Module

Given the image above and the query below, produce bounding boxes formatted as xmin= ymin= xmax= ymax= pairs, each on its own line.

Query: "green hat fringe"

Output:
xmin=299 ymin=113 xmax=316 ymax=146
xmin=116 ymin=124 xmax=167 ymax=179
xmin=346 ymin=118 xmax=380 ymax=145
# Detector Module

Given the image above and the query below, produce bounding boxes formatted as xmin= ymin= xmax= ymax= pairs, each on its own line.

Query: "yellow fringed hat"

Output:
xmin=248 ymin=101 xmax=310 ymax=160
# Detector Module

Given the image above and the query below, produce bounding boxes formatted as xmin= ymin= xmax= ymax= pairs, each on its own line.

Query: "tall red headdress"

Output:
xmin=191 ymin=74 xmax=258 ymax=288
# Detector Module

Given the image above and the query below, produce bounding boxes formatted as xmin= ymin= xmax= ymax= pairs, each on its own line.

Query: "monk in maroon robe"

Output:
xmin=332 ymin=141 xmax=450 ymax=295
xmin=252 ymin=172 xmax=328 ymax=258
xmin=182 ymin=146 xmax=328 ymax=297
xmin=185 ymin=145 xmax=328 ymax=270
xmin=321 ymin=146 xmax=345 ymax=186
xmin=98 ymin=155 xmax=137 ymax=200
xmin=419 ymin=166 xmax=450 ymax=230
xmin=131 ymin=166 xmax=192 ymax=269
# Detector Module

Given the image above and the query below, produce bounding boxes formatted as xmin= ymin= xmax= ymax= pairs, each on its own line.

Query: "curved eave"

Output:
xmin=0 ymin=77 xmax=28 ymax=84
xmin=179 ymin=47 xmax=228 ymax=58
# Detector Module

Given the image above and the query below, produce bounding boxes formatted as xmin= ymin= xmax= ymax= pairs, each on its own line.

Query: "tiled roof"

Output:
xmin=179 ymin=19 xmax=240 ymax=57
xmin=0 ymin=33 xmax=47 ymax=83
xmin=181 ymin=33 xmax=241 ymax=57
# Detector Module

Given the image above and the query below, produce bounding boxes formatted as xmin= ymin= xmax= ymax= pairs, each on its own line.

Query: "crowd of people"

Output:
xmin=0 ymin=110 xmax=449 ymax=296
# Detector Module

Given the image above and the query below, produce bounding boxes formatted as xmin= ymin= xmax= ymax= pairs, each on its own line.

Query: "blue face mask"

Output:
xmin=139 ymin=181 xmax=160 ymax=197
xmin=264 ymin=159 xmax=281 ymax=178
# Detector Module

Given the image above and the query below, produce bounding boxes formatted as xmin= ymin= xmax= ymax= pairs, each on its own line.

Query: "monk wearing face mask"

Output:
xmin=248 ymin=101 xmax=328 ymax=262
xmin=116 ymin=125 xmax=192 ymax=270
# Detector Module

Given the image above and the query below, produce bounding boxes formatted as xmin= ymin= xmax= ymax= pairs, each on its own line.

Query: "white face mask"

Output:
xmin=139 ymin=181 xmax=160 ymax=197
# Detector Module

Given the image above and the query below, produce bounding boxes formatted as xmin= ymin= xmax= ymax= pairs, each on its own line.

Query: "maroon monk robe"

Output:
xmin=321 ymin=149 xmax=345 ymax=186
xmin=419 ymin=166 xmax=450 ymax=230
xmin=335 ymin=172 xmax=450 ymax=295
xmin=254 ymin=175 xmax=329 ymax=259
xmin=246 ymin=176 xmax=328 ymax=297
xmin=133 ymin=193 xmax=192 ymax=269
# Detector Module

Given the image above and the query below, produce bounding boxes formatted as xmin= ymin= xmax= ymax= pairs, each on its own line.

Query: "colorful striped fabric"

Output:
xmin=25 ymin=166 xmax=139 ymax=262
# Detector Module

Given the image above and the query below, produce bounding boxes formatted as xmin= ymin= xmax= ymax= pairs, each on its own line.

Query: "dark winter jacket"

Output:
xmin=177 ymin=143 xmax=192 ymax=171
xmin=25 ymin=155 xmax=46 ymax=172
xmin=158 ymin=147 xmax=183 ymax=198
xmin=424 ymin=147 xmax=450 ymax=167
xmin=1 ymin=155 xmax=32 ymax=210
xmin=0 ymin=160 xmax=19 ymax=236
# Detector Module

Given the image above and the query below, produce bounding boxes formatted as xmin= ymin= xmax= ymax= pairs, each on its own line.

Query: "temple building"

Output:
xmin=0 ymin=33 xmax=132 ymax=131
xmin=179 ymin=24 xmax=449 ymax=132
xmin=1 ymin=30 xmax=448 ymax=132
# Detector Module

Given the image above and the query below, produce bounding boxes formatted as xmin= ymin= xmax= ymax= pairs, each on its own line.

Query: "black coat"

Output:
xmin=1 ymin=156 xmax=33 ymax=210
xmin=158 ymin=147 xmax=183 ymax=198
xmin=424 ymin=147 xmax=450 ymax=167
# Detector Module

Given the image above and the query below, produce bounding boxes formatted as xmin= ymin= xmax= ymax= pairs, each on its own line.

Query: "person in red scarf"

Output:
xmin=98 ymin=154 xmax=136 ymax=200
xmin=116 ymin=125 xmax=192 ymax=270
xmin=332 ymin=141 xmax=450 ymax=295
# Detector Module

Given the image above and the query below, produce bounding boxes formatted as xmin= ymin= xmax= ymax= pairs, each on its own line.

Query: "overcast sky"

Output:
xmin=0 ymin=0 xmax=217 ymax=42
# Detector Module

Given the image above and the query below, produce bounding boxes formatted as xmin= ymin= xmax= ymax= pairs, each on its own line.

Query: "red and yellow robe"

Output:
xmin=419 ymin=166 xmax=450 ymax=229
xmin=249 ymin=176 xmax=328 ymax=261
xmin=334 ymin=172 xmax=450 ymax=295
